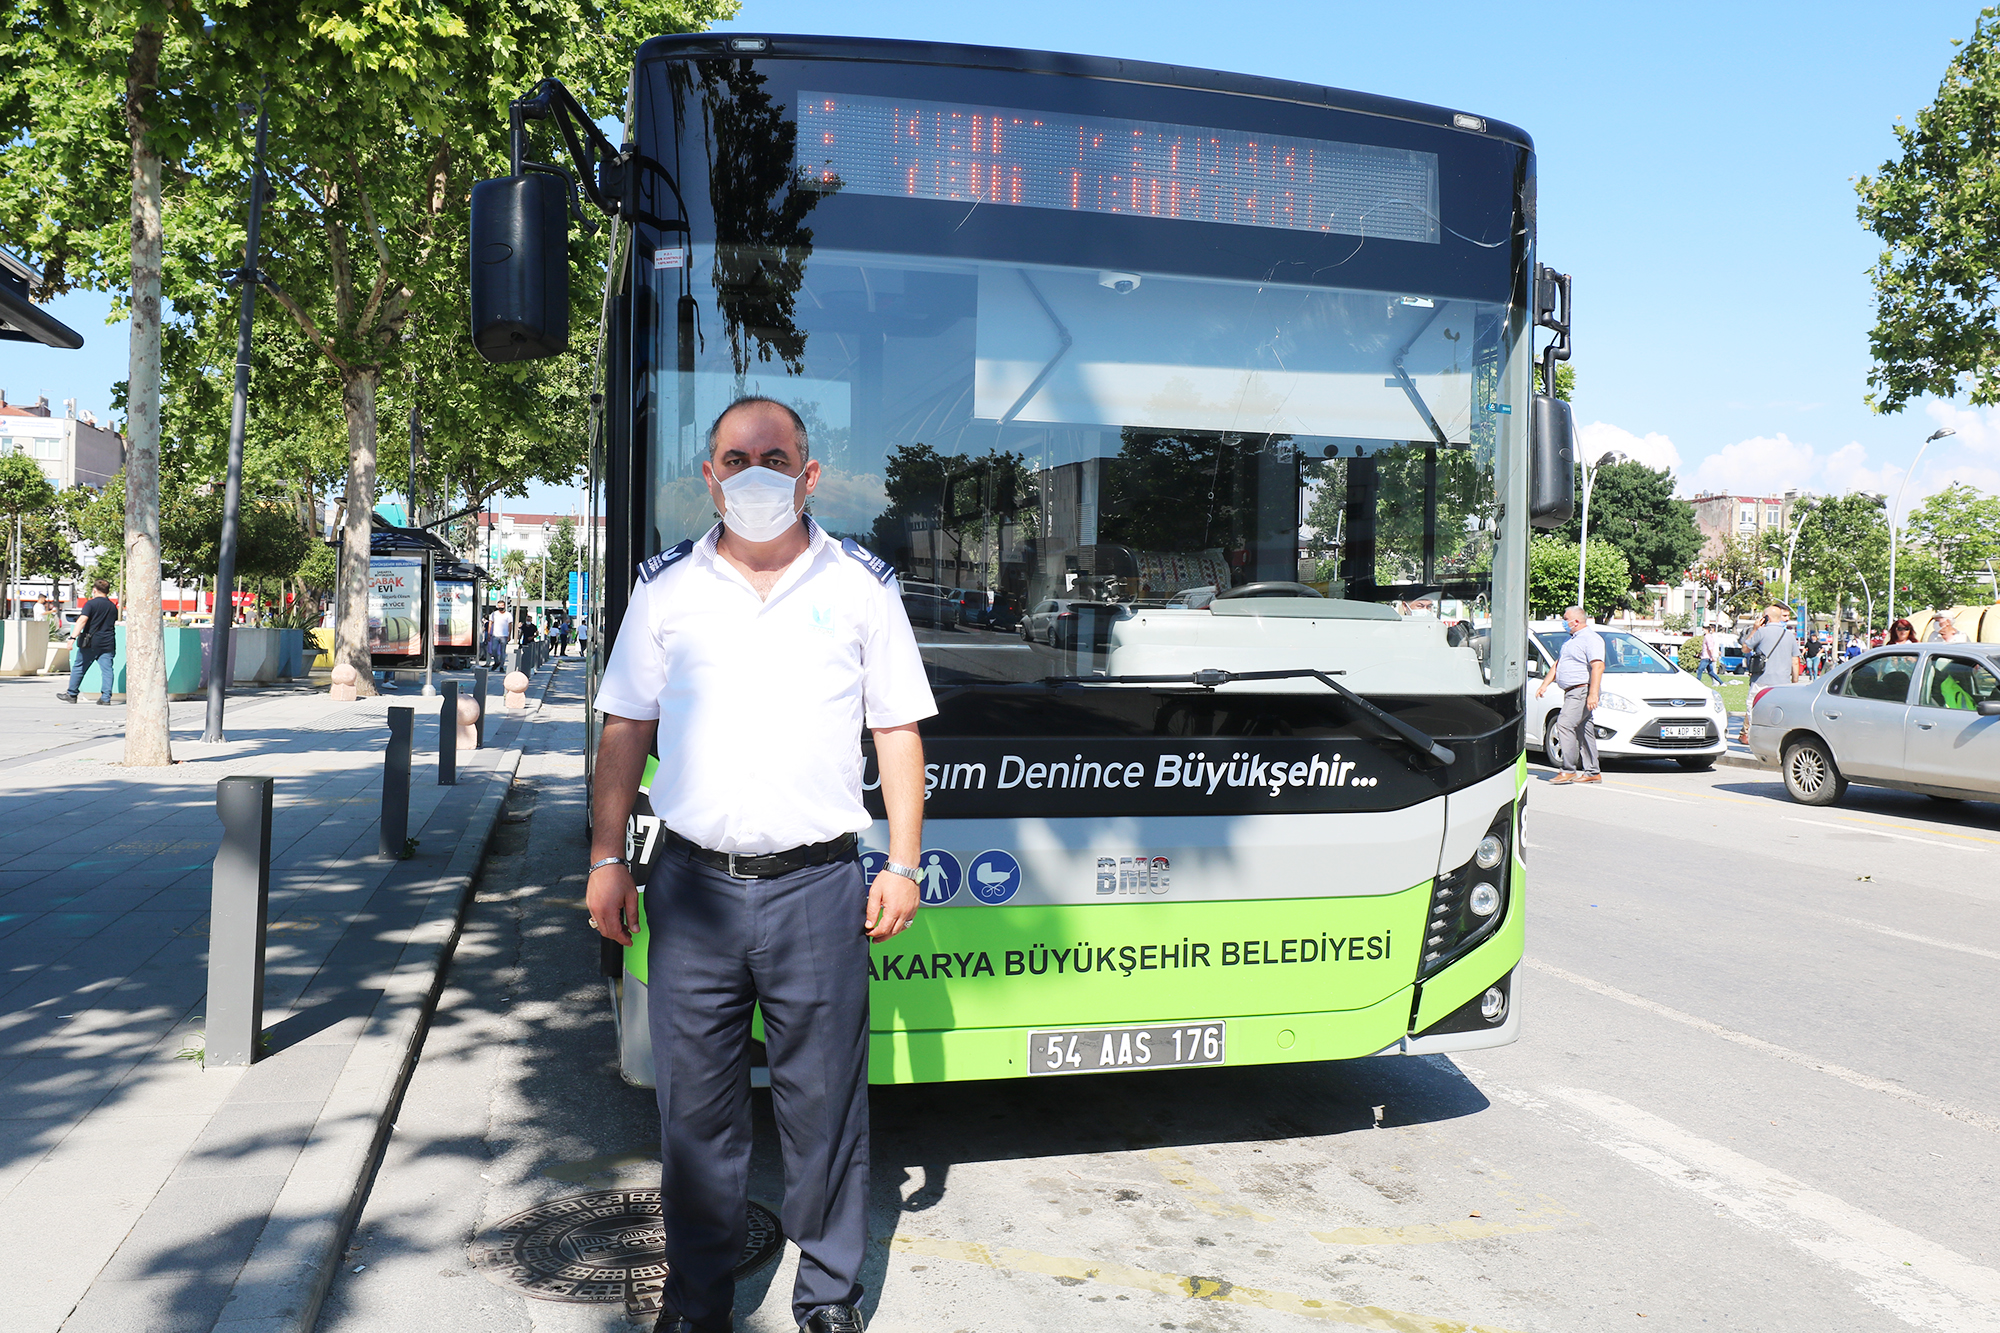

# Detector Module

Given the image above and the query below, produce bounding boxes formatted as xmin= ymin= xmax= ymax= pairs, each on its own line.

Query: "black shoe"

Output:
xmin=96 ymin=697 xmax=114 ymax=705
xmin=56 ymin=692 xmax=77 ymax=703
xmin=654 ymin=1315 xmax=731 ymax=1333
xmin=801 ymin=1307 xmax=865 ymax=1333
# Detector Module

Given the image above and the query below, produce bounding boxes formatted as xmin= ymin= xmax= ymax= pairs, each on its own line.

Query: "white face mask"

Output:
xmin=717 ymin=465 xmax=803 ymax=543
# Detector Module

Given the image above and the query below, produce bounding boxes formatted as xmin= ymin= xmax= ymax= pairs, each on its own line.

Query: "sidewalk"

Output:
xmin=0 ymin=660 xmax=567 ymax=1332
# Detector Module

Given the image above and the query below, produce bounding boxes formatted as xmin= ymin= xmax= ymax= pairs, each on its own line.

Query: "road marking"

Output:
xmin=1592 ymin=784 xmax=1690 ymax=803
xmin=1310 ymin=1214 xmax=1578 ymax=1246
xmin=1484 ymin=1084 xmax=2000 ymax=1333
xmin=1786 ymin=816 xmax=1985 ymax=854
xmin=1145 ymin=1148 xmax=1275 ymax=1221
xmin=889 ymin=1232 xmax=1530 ymax=1331
xmin=1526 ymin=959 xmax=2000 ymax=1135
xmin=1821 ymin=915 xmax=2000 ymax=963
xmin=1837 ymin=813 xmax=2000 ymax=847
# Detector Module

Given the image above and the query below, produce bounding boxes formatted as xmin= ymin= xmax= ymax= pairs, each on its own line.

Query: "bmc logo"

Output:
xmin=1096 ymin=855 xmax=1170 ymax=896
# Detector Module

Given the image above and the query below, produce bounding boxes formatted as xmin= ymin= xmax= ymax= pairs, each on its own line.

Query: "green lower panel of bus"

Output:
xmin=867 ymin=987 xmax=1416 ymax=1084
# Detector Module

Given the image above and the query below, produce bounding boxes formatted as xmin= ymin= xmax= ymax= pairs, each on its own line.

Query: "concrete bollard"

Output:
xmin=208 ymin=776 xmax=274 ymax=1067
xmin=456 ymin=695 xmax=480 ymax=751
xmin=503 ymin=670 xmax=529 ymax=710
xmin=330 ymin=662 xmax=359 ymax=702
xmin=380 ymin=706 xmax=413 ymax=859
xmin=505 ymin=645 xmax=520 ymax=676
xmin=472 ymin=667 xmax=489 ymax=749
xmin=439 ymin=680 xmax=458 ymax=785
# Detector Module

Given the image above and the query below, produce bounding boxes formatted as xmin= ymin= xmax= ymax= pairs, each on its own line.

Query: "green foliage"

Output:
xmin=1755 ymin=492 xmax=1890 ymax=621
xmin=1536 ymin=361 xmax=1575 ymax=401
xmin=1676 ymin=637 xmax=1703 ymax=673
xmin=546 ymin=518 xmax=579 ymax=582
xmin=1690 ymin=533 xmax=1770 ymax=617
xmin=1555 ymin=460 xmax=1703 ymax=589
xmin=1855 ymin=9 xmax=2000 ymax=409
xmin=1899 ymin=482 xmax=2000 ymax=609
xmin=1528 ymin=534 xmax=1629 ymax=619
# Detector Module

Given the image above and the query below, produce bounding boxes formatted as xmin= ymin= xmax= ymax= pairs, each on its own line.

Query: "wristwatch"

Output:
xmin=883 ymin=860 xmax=921 ymax=884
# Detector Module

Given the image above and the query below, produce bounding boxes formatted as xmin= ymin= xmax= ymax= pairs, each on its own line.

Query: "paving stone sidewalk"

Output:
xmin=0 ymin=662 xmax=567 ymax=1332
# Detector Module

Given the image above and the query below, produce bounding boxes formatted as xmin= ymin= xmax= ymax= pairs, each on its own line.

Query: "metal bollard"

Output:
xmin=208 ymin=776 xmax=274 ymax=1067
xmin=439 ymin=679 xmax=458 ymax=785
xmin=380 ymin=706 xmax=412 ymax=858
xmin=472 ymin=666 xmax=488 ymax=749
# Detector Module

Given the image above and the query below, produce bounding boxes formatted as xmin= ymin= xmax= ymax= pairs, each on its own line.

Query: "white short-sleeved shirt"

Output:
xmin=594 ymin=518 xmax=937 ymax=855
xmin=1553 ymin=626 xmax=1604 ymax=688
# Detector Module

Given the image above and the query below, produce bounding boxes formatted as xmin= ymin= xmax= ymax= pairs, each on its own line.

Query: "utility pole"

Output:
xmin=1886 ymin=427 xmax=1954 ymax=634
xmin=203 ymin=90 xmax=270 ymax=744
xmin=1576 ymin=450 xmax=1623 ymax=611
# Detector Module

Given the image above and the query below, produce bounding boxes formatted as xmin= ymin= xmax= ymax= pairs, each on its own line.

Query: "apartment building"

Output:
xmin=0 ymin=392 xmax=123 ymax=489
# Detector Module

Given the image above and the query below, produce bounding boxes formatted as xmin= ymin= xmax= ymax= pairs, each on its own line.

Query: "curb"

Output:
xmin=1719 ymin=750 xmax=1771 ymax=770
xmin=208 ymin=749 xmax=521 ymax=1333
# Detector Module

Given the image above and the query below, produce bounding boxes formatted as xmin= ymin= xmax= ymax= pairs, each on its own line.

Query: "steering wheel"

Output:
xmin=1215 ymin=581 xmax=1325 ymax=600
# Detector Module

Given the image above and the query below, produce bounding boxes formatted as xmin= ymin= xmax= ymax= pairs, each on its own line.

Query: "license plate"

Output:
xmin=1660 ymin=724 xmax=1707 ymax=739
xmin=1027 ymin=1021 xmax=1225 ymax=1075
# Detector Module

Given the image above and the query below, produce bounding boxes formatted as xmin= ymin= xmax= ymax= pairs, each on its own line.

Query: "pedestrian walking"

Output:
xmin=555 ymin=617 xmax=572 ymax=656
xmin=57 ymin=579 xmax=118 ymax=705
xmin=586 ymin=396 xmax=934 ymax=1333
xmin=1535 ymin=605 xmax=1603 ymax=785
xmin=1694 ymin=623 xmax=1723 ymax=687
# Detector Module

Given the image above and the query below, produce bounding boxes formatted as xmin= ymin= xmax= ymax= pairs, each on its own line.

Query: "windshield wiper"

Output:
xmin=1030 ymin=667 xmax=1456 ymax=767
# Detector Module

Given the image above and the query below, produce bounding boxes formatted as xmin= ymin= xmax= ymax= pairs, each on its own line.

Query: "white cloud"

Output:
xmin=1578 ymin=420 xmax=1681 ymax=474
xmin=1683 ymin=433 xmax=1818 ymax=497
xmin=1925 ymin=401 xmax=2000 ymax=456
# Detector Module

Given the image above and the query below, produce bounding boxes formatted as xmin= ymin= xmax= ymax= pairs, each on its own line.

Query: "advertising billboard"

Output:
xmin=368 ymin=556 xmax=426 ymax=658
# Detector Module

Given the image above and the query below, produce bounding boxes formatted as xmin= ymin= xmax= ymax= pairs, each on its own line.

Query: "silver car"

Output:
xmin=1747 ymin=644 xmax=2000 ymax=806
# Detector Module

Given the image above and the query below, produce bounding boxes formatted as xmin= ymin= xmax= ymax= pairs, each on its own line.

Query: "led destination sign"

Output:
xmin=862 ymin=737 xmax=1450 ymax=818
xmin=798 ymin=91 xmax=1440 ymax=243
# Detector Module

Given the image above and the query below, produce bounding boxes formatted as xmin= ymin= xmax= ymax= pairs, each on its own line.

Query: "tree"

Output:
xmin=0 ymin=454 xmax=60 ymax=607
xmin=1756 ymin=492 xmax=1890 ymax=621
xmin=1855 ymin=9 xmax=2000 ymax=410
xmin=1690 ymin=533 xmax=1769 ymax=619
xmin=1528 ymin=535 xmax=1629 ymax=620
xmin=1899 ymin=483 xmax=2000 ymax=610
xmin=547 ymin=517 xmax=579 ymax=592
xmin=1554 ymin=460 xmax=1703 ymax=591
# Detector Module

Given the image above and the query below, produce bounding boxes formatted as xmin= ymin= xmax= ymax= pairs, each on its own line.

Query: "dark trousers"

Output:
xmin=646 ymin=846 xmax=871 ymax=1329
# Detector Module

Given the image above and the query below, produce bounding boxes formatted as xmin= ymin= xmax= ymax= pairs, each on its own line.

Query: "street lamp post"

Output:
xmin=203 ymin=90 xmax=272 ymax=744
xmin=1848 ymin=566 xmax=1872 ymax=637
xmin=1886 ymin=427 xmax=1955 ymax=634
xmin=1576 ymin=450 xmax=1624 ymax=611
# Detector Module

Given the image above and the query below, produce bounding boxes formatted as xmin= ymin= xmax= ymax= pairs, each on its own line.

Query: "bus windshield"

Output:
xmin=632 ymin=52 xmax=1533 ymax=747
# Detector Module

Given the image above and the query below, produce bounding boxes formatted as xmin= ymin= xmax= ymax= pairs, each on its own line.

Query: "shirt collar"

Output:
xmin=693 ymin=515 xmax=829 ymax=602
xmin=694 ymin=514 xmax=826 ymax=562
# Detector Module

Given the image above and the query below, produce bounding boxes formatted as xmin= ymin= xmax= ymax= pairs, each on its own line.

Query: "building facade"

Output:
xmin=0 ymin=393 xmax=123 ymax=489
xmin=1689 ymin=490 xmax=1796 ymax=565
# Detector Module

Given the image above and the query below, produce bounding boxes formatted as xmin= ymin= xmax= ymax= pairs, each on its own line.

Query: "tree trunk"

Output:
xmin=122 ymin=25 xmax=171 ymax=766
xmin=335 ymin=366 xmax=380 ymax=695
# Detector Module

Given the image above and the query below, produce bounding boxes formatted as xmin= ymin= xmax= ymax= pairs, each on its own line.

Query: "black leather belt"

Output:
xmin=664 ymin=829 xmax=858 ymax=880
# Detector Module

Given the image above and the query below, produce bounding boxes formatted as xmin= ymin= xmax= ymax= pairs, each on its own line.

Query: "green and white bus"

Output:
xmin=472 ymin=33 xmax=1576 ymax=1085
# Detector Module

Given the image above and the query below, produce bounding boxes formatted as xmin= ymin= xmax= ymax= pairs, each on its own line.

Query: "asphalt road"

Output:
xmin=319 ymin=740 xmax=2000 ymax=1333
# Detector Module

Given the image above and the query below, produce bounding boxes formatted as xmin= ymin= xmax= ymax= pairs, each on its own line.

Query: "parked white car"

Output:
xmin=1746 ymin=644 xmax=2000 ymax=806
xmin=1526 ymin=627 xmax=1730 ymax=770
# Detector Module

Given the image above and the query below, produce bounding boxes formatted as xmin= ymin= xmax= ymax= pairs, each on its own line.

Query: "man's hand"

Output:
xmin=1535 ymin=679 xmax=1548 ymax=697
xmin=865 ymin=868 xmax=919 ymax=940
xmin=586 ymin=863 xmax=641 ymax=947
xmin=1586 ymin=691 xmax=1599 ymax=712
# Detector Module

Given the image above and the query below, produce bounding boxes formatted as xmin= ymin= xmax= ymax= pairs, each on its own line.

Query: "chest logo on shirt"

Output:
xmin=808 ymin=604 xmax=836 ymax=635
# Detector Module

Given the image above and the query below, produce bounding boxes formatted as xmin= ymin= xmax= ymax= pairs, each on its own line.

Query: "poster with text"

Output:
xmin=368 ymin=557 xmax=425 ymax=656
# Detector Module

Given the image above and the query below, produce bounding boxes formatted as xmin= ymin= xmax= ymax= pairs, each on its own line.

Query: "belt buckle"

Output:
xmin=725 ymin=852 xmax=750 ymax=880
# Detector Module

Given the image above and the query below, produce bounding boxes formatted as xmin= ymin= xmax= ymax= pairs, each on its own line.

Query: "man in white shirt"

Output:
xmin=1534 ymin=605 xmax=1604 ymax=785
xmin=587 ymin=397 xmax=933 ymax=1333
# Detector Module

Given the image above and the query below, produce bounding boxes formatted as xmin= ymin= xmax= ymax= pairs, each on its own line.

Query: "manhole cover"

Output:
xmin=470 ymin=1189 xmax=782 ymax=1317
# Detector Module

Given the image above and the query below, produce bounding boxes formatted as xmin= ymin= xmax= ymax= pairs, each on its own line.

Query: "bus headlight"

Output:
xmin=1421 ymin=803 xmax=1514 ymax=978
xmin=1480 ymin=986 xmax=1508 ymax=1021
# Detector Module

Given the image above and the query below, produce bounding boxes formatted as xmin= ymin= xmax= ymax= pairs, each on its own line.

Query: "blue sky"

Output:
xmin=9 ymin=0 xmax=1998 ymax=523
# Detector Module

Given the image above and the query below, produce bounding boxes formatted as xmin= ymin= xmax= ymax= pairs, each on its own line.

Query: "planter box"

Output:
xmin=45 ymin=641 xmax=71 ymax=677
xmin=276 ymin=627 xmax=305 ymax=679
xmin=81 ymin=626 xmax=203 ymax=698
xmin=0 ymin=618 xmax=50 ymax=676
xmin=309 ymin=628 xmax=335 ymax=671
xmin=231 ymin=627 xmax=282 ymax=684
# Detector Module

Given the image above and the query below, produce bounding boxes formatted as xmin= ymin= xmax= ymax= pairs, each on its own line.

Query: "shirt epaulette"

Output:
xmin=636 ymin=540 xmax=695 ymax=584
xmin=840 ymin=537 xmax=895 ymax=585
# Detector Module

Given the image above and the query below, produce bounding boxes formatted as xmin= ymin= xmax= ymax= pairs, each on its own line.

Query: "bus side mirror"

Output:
xmin=1528 ymin=393 xmax=1575 ymax=528
xmin=470 ymin=173 xmax=570 ymax=363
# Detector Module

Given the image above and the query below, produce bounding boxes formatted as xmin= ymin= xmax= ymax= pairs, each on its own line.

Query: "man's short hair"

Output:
xmin=93 ymin=579 xmax=111 ymax=593
xmin=1563 ymin=605 xmax=1585 ymax=620
xmin=707 ymin=396 xmax=809 ymax=463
